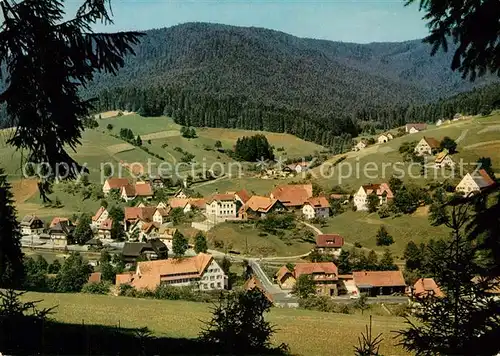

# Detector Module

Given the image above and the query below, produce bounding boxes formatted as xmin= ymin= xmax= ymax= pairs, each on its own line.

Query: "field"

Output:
xmin=24 ymin=292 xmax=409 ymax=356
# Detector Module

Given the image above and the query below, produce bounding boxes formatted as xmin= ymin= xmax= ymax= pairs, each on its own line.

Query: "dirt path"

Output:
xmin=463 ymin=140 xmax=500 ymax=150
xmin=455 ymin=129 xmax=469 ymax=143
xmin=192 ymin=174 xmax=229 ymax=188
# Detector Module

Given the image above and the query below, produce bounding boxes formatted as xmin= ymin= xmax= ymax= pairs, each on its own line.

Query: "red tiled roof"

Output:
xmin=294 ymin=262 xmax=338 ymax=279
xmin=422 ymin=136 xmax=440 ymax=149
xmin=189 ymin=198 xmax=207 ymax=209
xmin=98 ymin=218 xmax=113 ymax=231
xmin=169 ymin=198 xmax=191 ymax=209
xmin=124 ymin=207 xmax=156 ymax=222
xmin=141 ymin=222 xmax=160 ymax=233
xmin=330 ymin=193 xmax=349 ymax=200
xmin=244 ymin=275 xmax=274 ymax=303
xmin=316 ymin=234 xmax=344 ymax=248
xmin=270 ymin=184 xmax=313 ymax=207
xmin=235 ymin=189 xmax=251 ymax=203
xmin=412 ymin=278 xmax=444 ymax=298
xmin=135 ymin=182 xmax=153 ymax=197
xmin=106 ymin=178 xmax=129 ymax=189
xmin=406 ymin=123 xmax=427 ymax=131
xmin=478 ymin=169 xmax=496 ymax=187
xmin=50 ymin=217 xmax=69 ymax=228
xmin=122 ymin=184 xmax=136 ymax=197
xmin=92 ymin=206 xmax=107 ymax=222
xmin=241 ymin=196 xmax=280 ymax=214
xmin=207 ymin=194 xmax=235 ymax=203
xmin=276 ymin=265 xmax=293 ymax=282
xmin=305 ymin=196 xmax=330 ymax=209
xmin=353 ymin=271 xmax=406 ymax=288
xmin=361 ymin=183 xmax=394 ymax=199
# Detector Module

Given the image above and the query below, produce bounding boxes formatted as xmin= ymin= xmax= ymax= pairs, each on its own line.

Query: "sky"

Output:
xmin=64 ymin=0 xmax=429 ymax=44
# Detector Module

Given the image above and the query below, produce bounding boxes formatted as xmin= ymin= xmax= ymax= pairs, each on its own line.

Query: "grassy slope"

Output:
xmin=25 ymin=292 xmax=408 ymax=356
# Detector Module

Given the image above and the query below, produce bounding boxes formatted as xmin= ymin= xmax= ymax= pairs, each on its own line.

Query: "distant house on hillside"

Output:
xmin=287 ymin=161 xmax=311 ymax=174
xmin=302 ymin=196 xmax=330 ymax=220
xmin=270 ymin=184 xmax=313 ymax=208
xmin=377 ymin=133 xmax=393 ymax=144
xmin=173 ymin=188 xmax=189 ymax=199
xmin=455 ymin=169 xmax=496 ymax=196
xmin=20 ymin=215 xmax=44 ymax=236
xmin=116 ymin=253 xmax=227 ymax=291
xmin=353 ymin=140 xmax=368 ymax=151
xmin=406 ymin=123 xmax=427 ymax=133
xmin=315 ymin=234 xmax=344 ymax=256
xmin=352 ymin=270 xmax=406 ymax=297
xmin=414 ymin=137 xmax=440 ymax=156
xmin=239 ymin=196 xmax=285 ymax=219
xmin=353 ymin=183 xmax=393 ymax=211
xmin=276 ymin=262 xmax=339 ymax=296
xmin=434 ymin=149 xmax=455 ymax=168
xmin=102 ymin=177 xmax=129 ymax=196
xmin=121 ymin=182 xmax=153 ymax=201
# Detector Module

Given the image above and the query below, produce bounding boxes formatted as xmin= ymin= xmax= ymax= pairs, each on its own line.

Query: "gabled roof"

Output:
xmin=235 ymin=189 xmax=251 ymax=203
xmin=122 ymin=239 xmax=167 ymax=258
xmin=169 ymin=198 xmax=191 ymax=209
xmin=304 ymin=196 xmax=330 ymax=209
xmin=155 ymin=207 xmax=171 ymax=217
xmin=20 ymin=215 xmax=43 ymax=227
xmin=406 ymin=123 xmax=427 ymax=131
xmin=134 ymin=182 xmax=153 ymax=197
xmin=435 ymin=149 xmax=451 ymax=163
xmin=124 ymin=207 xmax=156 ymax=222
xmin=316 ymin=234 xmax=344 ymax=248
xmin=360 ymin=183 xmax=394 ymax=199
xmin=276 ymin=265 xmax=293 ymax=282
xmin=207 ymin=194 xmax=235 ymax=203
xmin=49 ymin=221 xmax=74 ymax=236
xmin=353 ymin=271 xmax=406 ymax=288
xmin=105 ymin=178 xmax=129 ymax=189
xmin=413 ymin=278 xmax=444 ymax=298
xmin=141 ymin=221 xmax=160 ymax=233
xmin=270 ymin=184 xmax=313 ymax=207
xmin=242 ymin=196 xmax=280 ymax=214
xmin=50 ymin=217 xmax=69 ymax=228
xmin=122 ymin=184 xmax=136 ymax=197
xmin=294 ymin=262 xmax=338 ymax=279
xmin=421 ymin=136 xmax=440 ymax=149
xmin=244 ymin=275 xmax=274 ymax=303
xmin=98 ymin=218 xmax=113 ymax=231
xmin=473 ymin=169 xmax=496 ymax=188
xmin=189 ymin=198 xmax=207 ymax=209
xmin=92 ymin=206 xmax=107 ymax=222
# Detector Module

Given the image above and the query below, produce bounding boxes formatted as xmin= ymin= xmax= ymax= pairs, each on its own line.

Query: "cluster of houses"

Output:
xmin=354 ymin=122 xmax=429 ymax=152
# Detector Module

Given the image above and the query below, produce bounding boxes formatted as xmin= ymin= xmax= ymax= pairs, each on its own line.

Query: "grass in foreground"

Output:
xmin=23 ymin=292 xmax=409 ymax=356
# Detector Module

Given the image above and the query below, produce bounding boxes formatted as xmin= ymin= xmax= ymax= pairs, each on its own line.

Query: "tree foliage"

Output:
xmin=172 ymin=230 xmax=188 ymax=257
xmin=53 ymin=253 xmax=92 ymax=292
xmin=375 ymin=226 xmax=394 ymax=246
xmin=292 ymin=274 xmax=316 ymax=299
xmin=439 ymin=137 xmax=457 ymax=154
xmin=234 ymin=134 xmax=274 ymax=162
xmin=194 ymin=231 xmax=208 ymax=254
xmin=73 ymin=213 xmax=93 ymax=245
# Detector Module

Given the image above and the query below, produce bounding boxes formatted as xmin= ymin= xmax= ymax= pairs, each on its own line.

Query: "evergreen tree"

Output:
xmin=0 ymin=168 xmax=24 ymax=288
xmin=194 ymin=231 xmax=208 ymax=254
xmin=0 ymin=0 xmax=142 ymax=200
xmin=106 ymin=123 xmax=113 ymax=131
xmin=477 ymin=157 xmax=495 ymax=179
xmin=48 ymin=259 xmax=61 ymax=274
xmin=291 ymin=274 xmax=316 ymax=299
xmin=220 ymin=256 xmax=232 ymax=275
xmin=337 ymin=249 xmax=352 ymax=274
xmin=367 ymin=193 xmax=380 ymax=213
xmin=403 ymin=241 xmax=423 ymax=271
xmin=378 ymin=249 xmax=398 ymax=271
xmin=376 ymin=226 xmax=394 ymax=246
xmin=73 ymin=213 xmax=93 ymax=245
xmin=172 ymin=230 xmax=188 ymax=257
xmin=439 ymin=137 xmax=457 ymax=154
xmin=136 ymin=135 xmax=142 ymax=146
xmin=53 ymin=253 xmax=92 ymax=292
xmin=366 ymin=250 xmax=379 ymax=270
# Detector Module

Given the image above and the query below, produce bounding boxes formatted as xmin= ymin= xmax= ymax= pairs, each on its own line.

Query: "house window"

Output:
xmin=217 ymin=282 xmax=221 ymax=288
xmin=204 ymin=284 xmax=208 ymax=289
xmin=210 ymin=276 xmax=215 ymax=280
xmin=210 ymin=283 xmax=214 ymax=288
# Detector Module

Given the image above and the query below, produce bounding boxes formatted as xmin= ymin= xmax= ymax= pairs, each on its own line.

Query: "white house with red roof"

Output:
xmin=315 ymin=234 xmax=344 ymax=256
xmin=276 ymin=262 xmax=339 ymax=296
xmin=414 ymin=136 xmax=441 ymax=156
xmin=205 ymin=193 xmax=238 ymax=222
xmin=353 ymin=183 xmax=394 ymax=211
xmin=102 ymin=178 xmax=129 ymax=195
xmin=405 ymin=123 xmax=427 ymax=134
xmin=302 ymin=196 xmax=330 ymax=219
xmin=455 ymin=169 xmax=496 ymax=196
xmin=270 ymin=184 xmax=313 ymax=208
xmin=91 ymin=206 xmax=109 ymax=227
xmin=120 ymin=181 xmax=153 ymax=202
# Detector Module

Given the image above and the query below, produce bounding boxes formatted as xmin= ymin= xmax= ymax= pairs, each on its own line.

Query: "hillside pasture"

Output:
xmin=23 ymin=292 xmax=409 ymax=356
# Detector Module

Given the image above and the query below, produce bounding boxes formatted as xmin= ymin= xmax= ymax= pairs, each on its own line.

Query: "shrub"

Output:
xmin=81 ymin=281 xmax=111 ymax=294
xmin=118 ymin=283 xmax=136 ymax=297
xmin=354 ymin=242 xmax=362 ymax=248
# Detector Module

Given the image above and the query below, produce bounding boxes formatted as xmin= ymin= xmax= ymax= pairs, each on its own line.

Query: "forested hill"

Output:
xmin=85 ymin=23 xmax=497 ymax=147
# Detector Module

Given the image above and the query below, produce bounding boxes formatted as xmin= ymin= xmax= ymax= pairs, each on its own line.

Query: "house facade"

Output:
xmin=102 ymin=178 xmax=129 ymax=196
xmin=405 ymin=123 xmax=427 ymax=133
xmin=302 ymin=197 xmax=330 ymax=219
xmin=92 ymin=206 xmax=109 ymax=227
xmin=116 ymin=253 xmax=228 ymax=291
xmin=456 ymin=169 xmax=495 ymax=196
xmin=49 ymin=221 xmax=74 ymax=247
xmin=239 ymin=196 xmax=285 ymax=219
xmin=353 ymin=183 xmax=394 ymax=211
xmin=315 ymin=234 xmax=344 ymax=256
xmin=153 ymin=207 xmax=171 ymax=225
xmin=377 ymin=133 xmax=393 ymax=144
xmin=20 ymin=215 xmax=44 ymax=236
xmin=96 ymin=219 xmax=113 ymax=239
xmin=435 ymin=150 xmax=455 ymax=168
xmin=352 ymin=271 xmax=406 ymax=297
xmin=121 ymin=182 xmax=153 ymax=202
xmin=205 ymin=194 xmax=237 ymax=222
xmin=414 ymin=137 xmax=440 ymax=156
xmin=353 ymin=140 xmax=367 ymax=151
xmin=276 ymin=262 xmax=339 ymax=296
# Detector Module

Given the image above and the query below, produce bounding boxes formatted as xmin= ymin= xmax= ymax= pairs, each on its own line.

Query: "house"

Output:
xmin=157 ymin=227 xmax=178 ymax=244
xmin=173 ymin=188 xmax=189 ymax=199
xmin=188 ymin=198 xmax=207 ymax=211
xmin=49 ymin=220 xmax=75 ymax=247
xmin=141 ymin=222 xmax=160 ymax=238
xmin=122 ymin=239 xmax=168 ymax=263
xmin=352 ymin=270 xmax=406 ymax=297
xmin=96 ymin=218 xmax=113 ymax=239
xmin=124 ymin=206 xmax=157 ymax=232
xmin=270 ymin=184 xmax=313 ymax=208
xmin=169 ymin=198 xmax=192 ymax=213
xmin=153 ymin=207 xmax=171 ymax=225
xmin=436 ymin=119 xmax=443 ymax=126
xmin=353 ymin=140 xmax=368 ymax=151
xmin=315 ymin=234 xmax=344 ymax=256
xmin=116 ymin=253 xmax=228 ymax=291
xmin=102 ymin=177 xmax=129 ymax=195
xmin=414 ymin=136 xmax=441 ymax=156
xmin=302 ymin=197 xmax=330 ymax=220
xmin=353 ymin=183 xmax=394 ymax=211
xmin=20 ymin=215 xmax=44 ymax=236
xmin=50 ymin=217 xmax=69 ymax=228
xmin=205 ymin=194 xmax=237 ymax=222
xmin=146 ymin=177 xmax=164 ymax=189
xmin=377 ymin=133 xmax=393 ymax=144
xmin=239 ymin=196 xmax=285 ymax=219
xmin=287 ymin=161 xmax=311 ymax=174
xmin=157 ymin=201 xmax=168 ymax=209
xmin=276 ymin=262 xmax=339 ymax=296
xmin=434 ymin=149 xmax=455 ymax=168
xmin=455 ymin=169 xmax=496 ymax=196
xmin=405 ymin=123 xmax=427 ymax=133
xmin=234 ymin=189 xmax=251 ymax=205
xmin=410 ymin=278 xmax=444 ymax=299
xmin=91 ymin=206 xmax=109 ymax=227
xmin=121 ymin=182 xmax=153 ymax=201
xmin=244 ymin=275 xmax=274 ymax=304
